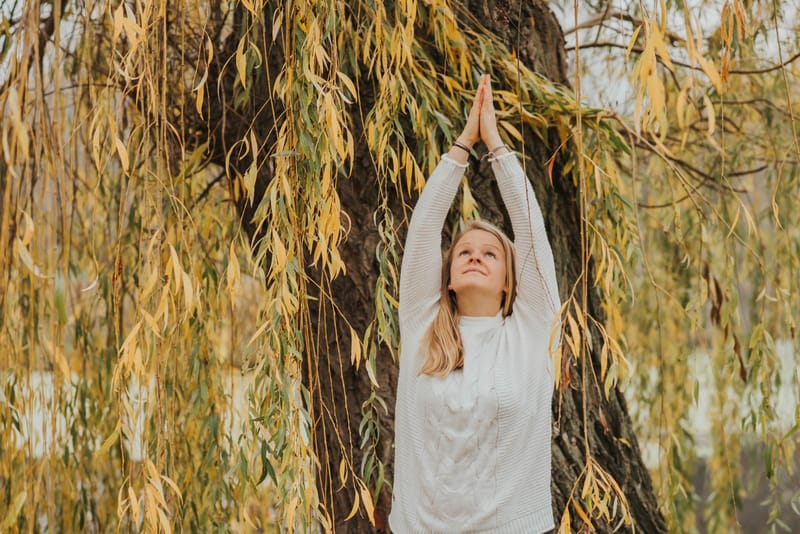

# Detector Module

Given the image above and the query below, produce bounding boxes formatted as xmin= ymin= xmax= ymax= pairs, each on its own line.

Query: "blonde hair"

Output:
xmin=419 ymin=220 xmax=517 ymax=377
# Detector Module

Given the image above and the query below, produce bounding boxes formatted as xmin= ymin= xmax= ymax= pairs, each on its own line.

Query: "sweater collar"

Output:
xmin=458 ymin=310 xmax=504 ymax=331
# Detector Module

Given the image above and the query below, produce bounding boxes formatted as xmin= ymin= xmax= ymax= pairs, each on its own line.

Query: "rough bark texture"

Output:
xmin=195 ymin=1 xmax=666 ymax=532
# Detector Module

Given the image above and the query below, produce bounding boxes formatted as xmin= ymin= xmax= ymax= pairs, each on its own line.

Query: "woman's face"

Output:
xmin=448 ymin=229 xmax=507 ymax=304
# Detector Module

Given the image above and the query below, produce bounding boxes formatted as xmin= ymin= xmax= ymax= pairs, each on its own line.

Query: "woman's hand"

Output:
xmin=457 ymin=78 xmax=484 ymax=147
xmin=479 ymin=75 xmax=506 ymax=153
xmin=447 ymin=76 xmax=485 ymax=163
xmin=447 ymin=75 xmax=508 ymax=163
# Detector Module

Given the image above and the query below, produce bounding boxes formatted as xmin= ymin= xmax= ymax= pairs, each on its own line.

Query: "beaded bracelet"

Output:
xmin=483 ymin=143 xmax=511 ymax=161
xmin=489 ymin=143 xmax=511 ymax=155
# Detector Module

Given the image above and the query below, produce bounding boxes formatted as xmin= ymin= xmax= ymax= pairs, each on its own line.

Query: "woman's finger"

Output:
xmin=457 ymin=78 xmax=484 ymax=146
xmin=471 ymin=85 xmax=482 ymax=113
xmin=479 ymin=76 xmax=503 ymax=146
xmin=484 ymin=76 xmax=494 ymax=109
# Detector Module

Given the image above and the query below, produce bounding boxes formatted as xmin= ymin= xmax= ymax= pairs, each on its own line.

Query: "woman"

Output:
xmin=390 ymin=74 xmax=561 ymax=533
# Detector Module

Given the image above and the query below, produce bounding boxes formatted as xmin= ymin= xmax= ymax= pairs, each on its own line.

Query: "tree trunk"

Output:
xmin=202 ymin=1 xmax=666 ymax=531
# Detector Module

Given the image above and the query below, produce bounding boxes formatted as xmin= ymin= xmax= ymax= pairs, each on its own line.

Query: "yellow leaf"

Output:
xmin=382 ymin=287 xmax=398 ymax=309
xmin=118 ymin=8 xmax=143 ymax=52
xmin=115 ymin=136 xmax=129 ymax=171
xmin=337 ymin=71 xmax=357 ymax=102
xmin=737 ymin=197 xmax=758 ymax=237
xmin=339 ymin=458 xmax=348 ymax=487
xmin=139 ymin=267 xmax=159 ymax=302
xmin=499 ymin=120 xmax=523 ymax=142
xmin=646 ymin=71 xmax=666 ymax=134
xmin=158 ymin=507 xmax=171 ymax=534
xmin=119 ymin=321 xmax=142 ymax=359
xmin=182 ymin=270 xmax=193 ymax=315
xmin=194 ymin=75 xmax=206 ymax=118
xmin=226 ymin=241 xmax=240 ymax=305
xmin=552 ymin=345 xmax=563 ymax=387
xmin=272 ymin=231 xmax=286 ymax=272
xmin=350 ymin=326 xmax=361 ymax=370
xmin=240 ymin=0 xmax=255 ymax=15
xmin=566 ymin=312 xmax=581 ymax=358
xmin=112 ymin=3 xmax=124 ymax=42
xmin=161 ymin=475 xmax=183 ymax=500
xmin=236 ymin=37 xmax=248 ymax=90
xmin=246 ymin=320 xmax=270 ymax=347
xmin=359 ymin=483 xmax=376 ymax=526
xmin=128 ymin=485 xmax=140 ymax=524
xmin=272 ymin=8 xmax=283 ymax=42
xmin=17 ymin=240 xmax=46 ymax=278
xmin=249 ymin=128 xmax=258 ymax=161
xmin=699 ymin=57 xmax=723 ymax=93
xmin=242 ymin=162 xmax=257 ymax=205
xmin=97 ymin=421 xmax=122 ymax=457
xmin=139 ymin=305 xmax=161 ymax=336
xmin=19 ymin=209 xmax=34 ymax=247
xmin=0 ymin=491 xmax=27 ymax=531
xmin=169 ymin=245 xmax=182 ymax=295
xmin=573 ymin=498 xmax=593 ymax=526
xmin=285 ymin=497 xmax=298 ymax=529
xmin=703 ymin=94 xmax=715 ymax=136
xmin=600 ymin=343 xmax=608 ymax=382
xmin=676 ymin=86 xmax=689 ymax=130
xmin=155 ymin=289 xmax=170 ymax=327
xmin=558 ymin=507 xmax=571 ymax=534
xmin=344 ymin=490 xmax=360 ymax=521
xmin=625 ymin=25 xmax=642 ymax=59
xmin=651 ymin=23 xmax=674 ymax=71
xmin=53 ymin=345 xmax=71 ymax=380
xmin=6 ymin=87 xmax=30 ymax=161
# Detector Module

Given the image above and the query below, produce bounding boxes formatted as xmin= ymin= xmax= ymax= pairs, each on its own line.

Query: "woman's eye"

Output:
xmin=459 ymin=250 xmax=469 ymax=256
xmin=486 ymin=252 xmax=496 ymax=259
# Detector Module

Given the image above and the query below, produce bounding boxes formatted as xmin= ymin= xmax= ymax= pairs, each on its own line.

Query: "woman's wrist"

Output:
xmin=456 ymin=135 xmax=477 ymax=149
xmin=452 ymin=140 xmax=471 ymax=154
xmin=484 ymin=135 xmax=507 ymax=154
xmin=484 ymin=135 xmax=503 ymax=148
xmin=489 ymin=144 xmax=509 ymax=155
xmin=446 ymin=137 xmax=472 ymax=164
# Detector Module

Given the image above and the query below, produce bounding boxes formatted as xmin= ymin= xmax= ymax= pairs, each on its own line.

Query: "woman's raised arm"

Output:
xmin=398 ymin=157 xmax=465 ymax=331
xmin=492 ymin=154 xmax=560 ymax=315
xmin=480 ymin=76 xmax=560 ymax=317
xmin=398 ymin=80 xmax=484 ymax=332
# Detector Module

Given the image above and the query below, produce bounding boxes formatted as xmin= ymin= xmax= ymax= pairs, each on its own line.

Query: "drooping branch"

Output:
xmin=566 ymin=41 xmax=800 ymax=76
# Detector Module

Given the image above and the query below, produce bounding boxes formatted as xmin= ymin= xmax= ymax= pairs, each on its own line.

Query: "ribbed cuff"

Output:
xmin=442 ymin=153 xmax=469 ymax=168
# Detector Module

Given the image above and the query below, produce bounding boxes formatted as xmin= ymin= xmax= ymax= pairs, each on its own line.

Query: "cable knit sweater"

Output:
xmin=390 ymin=153 xmax=561 ymax=534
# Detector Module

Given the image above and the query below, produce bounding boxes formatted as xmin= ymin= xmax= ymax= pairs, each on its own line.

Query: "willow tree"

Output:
xmin=1 ymin=0 xmax=798 ymax=532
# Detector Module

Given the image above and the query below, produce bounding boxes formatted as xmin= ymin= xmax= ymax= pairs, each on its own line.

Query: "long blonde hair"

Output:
xmin=419 ymin=220 xmax=517 ymax=377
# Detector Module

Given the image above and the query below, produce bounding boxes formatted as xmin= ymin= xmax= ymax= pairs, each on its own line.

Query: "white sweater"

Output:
xmin=390 ymin=153 xmax=561 ymax=534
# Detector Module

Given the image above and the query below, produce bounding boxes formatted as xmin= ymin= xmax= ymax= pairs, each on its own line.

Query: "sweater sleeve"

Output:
xmin=399 ymin=156 xmax=466 ymax=334
xmin=491 ymin=152 xmax=560 ymax=319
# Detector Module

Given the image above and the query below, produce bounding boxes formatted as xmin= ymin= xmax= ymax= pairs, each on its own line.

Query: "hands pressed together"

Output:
xmin=448 ymin=74 xmax=509 ymax=164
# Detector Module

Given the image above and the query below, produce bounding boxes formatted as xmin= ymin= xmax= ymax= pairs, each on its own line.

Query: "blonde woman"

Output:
xmin=389 ymin=74 xmax=561 ymax=533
